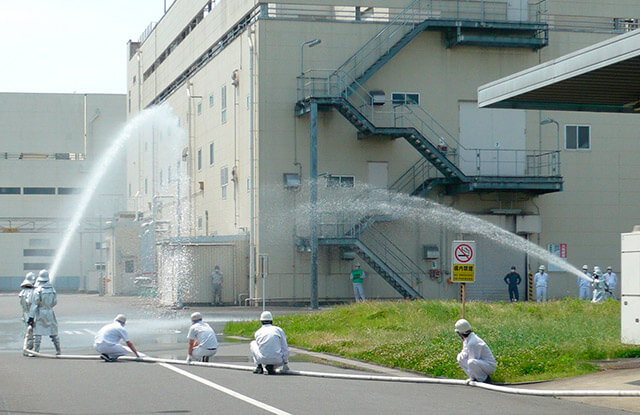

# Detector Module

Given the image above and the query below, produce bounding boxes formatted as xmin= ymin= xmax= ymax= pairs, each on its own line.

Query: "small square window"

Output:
xmin=197 ymin=148 xmax=202 ymax=170
xmin=209 ymin=93 xmax=214 ymax=107
xmin=209 ymin=142 xmax=214 ymax=166
xmin=565 ymin=125 xmax=590 ymax=150
xmin=197 ymin=102 xmax=202 ymax=115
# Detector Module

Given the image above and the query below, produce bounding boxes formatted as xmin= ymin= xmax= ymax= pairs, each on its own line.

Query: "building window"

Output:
xmin=24 ymin=263 xmax=50 ymax=271
xmin=221 ymin=85 xmax=227 ymax=123
xmin=209 ymin=142 xmax=214 ymax=166
xmin=198 ymin=216 xmax=203 ymax=230
xmin=565 ymin=125 xmax=590 ymax=150
xmin=391 ymin=92 xmax=420 ymax=105
xmin=125 ymin=260 xmax=135 ymax=273
xmin=23 ymin=187 xmax=55 ymax=195
xmin=326 ymin=175 xmax=355 ymax=188
xmin=23 ymin=249 xmax=55 ymax=257
xmin=57 ymin=187 xmax=82 ymax=195
xmin=0 ymin=187 xmax=20 ymax=194
xmin=197 ymin=102 xmax=202 ymax=115
xmin=29 ymin=239 xmax=49 ymax=248
xmin=221 ymin=166 xmax=229 ymax=200
xmin=159 ymin=169 xmax=163 ymax=186
xmin=145 ymin=178 xmax=148 ymax=194
xmin=197 ymin=148 xmax=202 ymax=170
xmin=128 ymin=183 xmax=132 ymax=197
xmin=209 ymin=93 xmax=214 ymax=107
xmin=95 ymin=242 xmax=102 ymax=250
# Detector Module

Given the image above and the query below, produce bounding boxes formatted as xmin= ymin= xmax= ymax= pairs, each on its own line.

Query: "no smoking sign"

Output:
xmin=452 ymin=241 xmax=476 ymax=283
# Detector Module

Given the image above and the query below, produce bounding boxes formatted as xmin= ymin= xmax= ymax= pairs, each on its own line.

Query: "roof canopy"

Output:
xmin=478 ymin=29 xmax=640 ymax=113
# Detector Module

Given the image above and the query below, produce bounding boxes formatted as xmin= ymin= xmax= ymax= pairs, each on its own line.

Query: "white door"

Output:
xmin=367 ymin=161 xmax=388 ymax=189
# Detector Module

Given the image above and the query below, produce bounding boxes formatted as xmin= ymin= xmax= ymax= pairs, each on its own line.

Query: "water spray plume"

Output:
xmin=49 ymin=105 xmax=175 ymax=281
xmin=297 ymin=184 xmax=590 ymax=283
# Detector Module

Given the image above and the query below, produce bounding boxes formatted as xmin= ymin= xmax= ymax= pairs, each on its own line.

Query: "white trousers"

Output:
xmin=536 ymin=286 xmax=547 ymax=302
xmin=458 ymin=358 xmax=496 ymax=382
xmin=353 ymin=283 xmax=366 ymax=302
xmin=579 ymin=286 xmax=591 ymax=300
xmin=192 ymin=345 xmax=217 ymax=360
xmin=250 ymin=340 xmax=284 ymax=367
xmin=94 ymin=341 xmax=127 ymax=358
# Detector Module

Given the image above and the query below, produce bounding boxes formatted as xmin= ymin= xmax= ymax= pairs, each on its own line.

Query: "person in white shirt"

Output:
xmin=603 ymin=266 xmax=617 ymax=298
xmin=93 ymin=314 xmax=139 ymax=362
xmin=578 ymin=265 xmax=592 ymax=300
xmin=455 ymin=319 xmax=496 ymax=383
xmin=250 ymin=311 xmax=289 ymax=375
xmin=533 ymin=265 xmax=549 ymax=302
xmin=186 ymin=312 xmax=218 ymax=363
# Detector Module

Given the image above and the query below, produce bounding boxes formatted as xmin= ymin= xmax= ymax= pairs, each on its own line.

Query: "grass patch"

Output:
xmin=224 ymin=299 xmax=640 ymax=383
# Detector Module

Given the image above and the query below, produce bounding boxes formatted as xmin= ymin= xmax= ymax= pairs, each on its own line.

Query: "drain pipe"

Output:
xmin=26 ymin=349 xmax=640 ymax=397
xmin=248 ymin=27 xmax=256 ymax=304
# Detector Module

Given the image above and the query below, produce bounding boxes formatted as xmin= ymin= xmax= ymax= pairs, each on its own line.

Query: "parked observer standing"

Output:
xmin=19 ymin=272 xmax=36 ymax=354
xmin=533 ymin=265 xmax=548 ymax=302
xmin=578 ymin=265 xmax=592 ymax=300
xmin=250 ymin=311 xmax=290 ymax=375
xmin=503 ymin=266 xmax=521 ymax=302
xmin=211 ymin=266 xmax=223 ymax=306
xmin=93 ymin=314 xmax=140 ymax=361
xmin=603 ymin=266 xmax=617 ymax=298
xmin=455 ymin=319 xmax=496 ymax=382
xmin=350 ymin=263 xmax=366 ymax=302
xmin=28 ymin=270 xmax=61 ymax=355
xmin=186 ymin=312 xmax=218 ymax=362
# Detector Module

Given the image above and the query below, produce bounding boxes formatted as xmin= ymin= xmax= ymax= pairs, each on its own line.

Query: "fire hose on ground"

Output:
xmin=23 ymin=348 xmax=640 ymax=398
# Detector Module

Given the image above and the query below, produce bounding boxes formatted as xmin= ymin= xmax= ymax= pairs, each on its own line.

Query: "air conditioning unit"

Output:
xmin=370 ymin=90 xmax=385 ymax=106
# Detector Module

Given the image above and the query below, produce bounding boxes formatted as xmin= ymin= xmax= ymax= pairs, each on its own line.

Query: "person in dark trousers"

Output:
xmin=503 ymin=266 xmax=521 ymax=302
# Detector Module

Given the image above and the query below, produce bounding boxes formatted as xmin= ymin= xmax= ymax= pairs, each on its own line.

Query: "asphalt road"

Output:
xmin=0 ymin=294 xmax=632 ymax=414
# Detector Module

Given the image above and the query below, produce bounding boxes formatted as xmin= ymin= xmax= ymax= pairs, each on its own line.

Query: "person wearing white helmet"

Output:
xmin=350 ymin=263 xmax=366 ymax=302
xmin=250 ymin=311 xmax=289 ymax=375
xmin=19 ymin=272 xmax=37 ymax=354
xmin=578 ymin=265 xmax=592 ymax=300
xmin=603 ymin=266 xmax=617 ymax=299
xmin=186 ymin=312 xmax=218 ymax=363
xmin=533 ymin=265 xmax=548 ymax=302
xmin=28 ymin=269 xmax=61 ymax=355
xmin=93 ymin=314 xmax=140 ymax=361
xmin=454 ymin=319 xmax=496 ymax=383
xmin=591 ymin=267 xmax=607 ymax=303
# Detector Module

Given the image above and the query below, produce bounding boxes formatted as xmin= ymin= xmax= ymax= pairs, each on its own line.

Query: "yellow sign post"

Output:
xmin=452 ymin=241 xmax=476 ymax=318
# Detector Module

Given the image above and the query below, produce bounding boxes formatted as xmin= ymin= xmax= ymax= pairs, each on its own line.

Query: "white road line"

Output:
xmin=83 ymin=329 xmax=97 ymax=335
xmin=64 ymin=331 xmax=74 ymax=335
xmin=158 ymin=362 xmax=292 ymax=415
xmin=73 ymin=331 xmax=83 ymax=335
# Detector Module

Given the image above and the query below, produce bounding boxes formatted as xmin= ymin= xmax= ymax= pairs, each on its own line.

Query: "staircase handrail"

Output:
xmin=359 ymin=225 xmax=428 ymax=286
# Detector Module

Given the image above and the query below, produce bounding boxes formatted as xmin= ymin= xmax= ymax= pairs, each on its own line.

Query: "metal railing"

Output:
xmin=359 ymin=225 xmax=427 ymax=287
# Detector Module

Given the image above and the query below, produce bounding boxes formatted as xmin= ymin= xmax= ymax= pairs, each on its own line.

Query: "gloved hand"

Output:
xmin=27 ymin=317 xmax=34 ymax=327
xmin=282 ymin=364 xmax=290 ymax=372
xmin=186 ymin=355 xmax=192 ymax=363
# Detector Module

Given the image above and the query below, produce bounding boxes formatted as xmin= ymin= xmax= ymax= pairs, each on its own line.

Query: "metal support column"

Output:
xmin=310 ymin=101 xmax=319 ymax=309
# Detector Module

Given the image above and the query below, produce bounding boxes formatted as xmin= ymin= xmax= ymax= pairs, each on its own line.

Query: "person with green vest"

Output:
xmin=350 ymin=263 xmax=366 ymax=302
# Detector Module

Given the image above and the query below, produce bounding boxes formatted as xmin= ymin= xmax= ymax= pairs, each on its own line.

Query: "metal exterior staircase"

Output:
xmin=315 ymin=219 xmax=425 ymax=300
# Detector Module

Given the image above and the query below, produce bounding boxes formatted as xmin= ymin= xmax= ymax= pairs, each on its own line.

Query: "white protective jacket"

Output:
xmin=457 ymin=332 xmax=496 ymax=382
xmin=29 ymin=283 xmax=58 ymax=336
xmin=19 ymin=287 xmax=35 ymax=324
xmin=251 ymin=324 xmax=289 ymax=366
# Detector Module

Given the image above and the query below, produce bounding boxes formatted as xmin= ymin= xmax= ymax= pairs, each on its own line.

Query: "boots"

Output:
xmin=253 ymin=364 xmax=264 ymax=374
xmin=51 ymin=335 xmax=61 ymax=355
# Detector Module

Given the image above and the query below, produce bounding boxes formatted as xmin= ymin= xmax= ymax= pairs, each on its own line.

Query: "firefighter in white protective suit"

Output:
xmin=186 ymin=312 xmax=218 ymax=363
xmin=19 ymin=272 xmax=37 ymax=354
xmin=28 ymin=270 xmax=61 ymax=355
xmin=455 ymin=319 xmax=496 ymax=383
xmin=250 ymin=311 xmax=290 ymax=375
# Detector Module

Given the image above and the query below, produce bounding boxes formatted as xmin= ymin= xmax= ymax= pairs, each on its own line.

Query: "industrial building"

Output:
xmin=0 ymin=93 xmax=127 ymax=291
xmin=126 ymin=0 xmax=639 ymax=305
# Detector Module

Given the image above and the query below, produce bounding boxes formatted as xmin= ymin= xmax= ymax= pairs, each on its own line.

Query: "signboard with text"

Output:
xmin=547 ymin=243 xmax=567 ymax=272
xmin=451 ymin=241 xmax=476 ymax=283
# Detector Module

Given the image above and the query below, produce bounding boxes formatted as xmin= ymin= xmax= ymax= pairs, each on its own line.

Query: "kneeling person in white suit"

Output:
xmin=250 ymin=311 xmax=290 ymax=375
xmin=455 ymin=319 xmax=496 ymax=382
xmin=187 ymin=312 xmax=218 ymax=363
xmin=94 ymin=314 xmax=139 ymax=361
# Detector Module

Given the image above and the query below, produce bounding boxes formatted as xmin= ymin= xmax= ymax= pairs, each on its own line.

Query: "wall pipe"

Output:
xmin=26 ymin=349 xmax=640 ymax=397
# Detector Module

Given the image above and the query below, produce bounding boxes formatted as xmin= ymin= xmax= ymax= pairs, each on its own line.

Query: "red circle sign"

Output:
xmin=454 ymin=244 xmax=473 ymax=263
